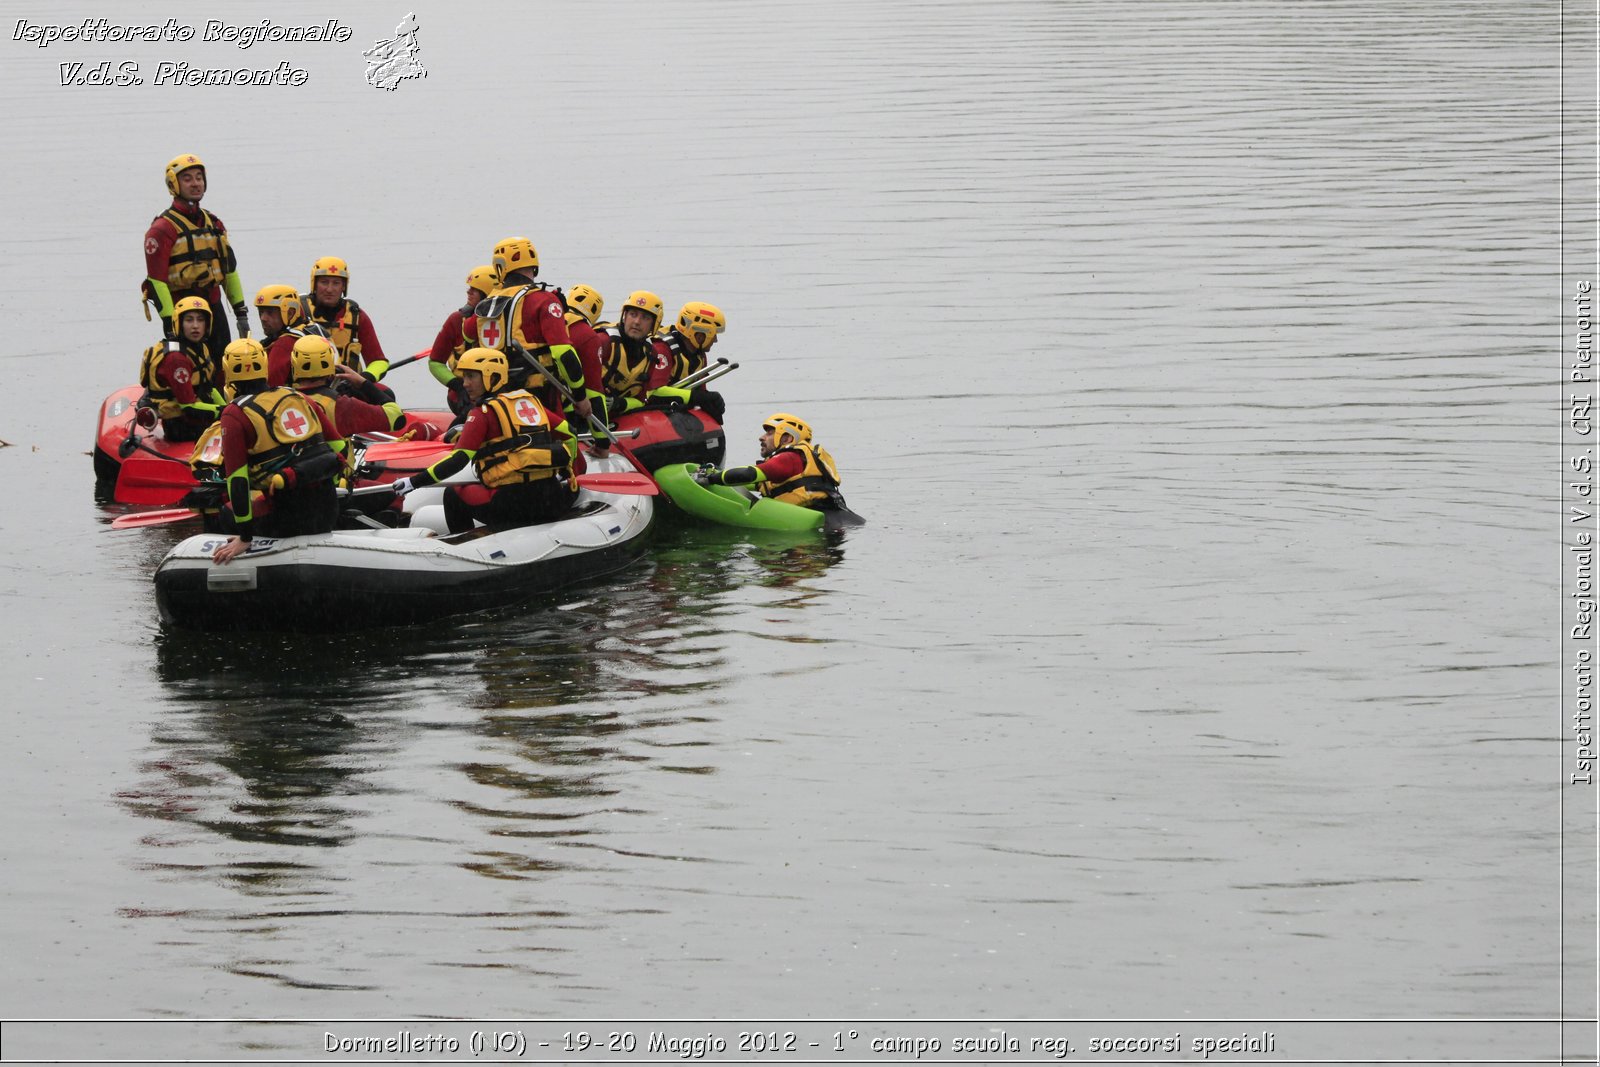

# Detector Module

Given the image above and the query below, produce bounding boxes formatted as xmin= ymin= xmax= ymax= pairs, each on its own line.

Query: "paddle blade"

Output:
xmin=576 ymin=473 xmax=659 ymax=496
xmin=110 ymin=508 xmax=199 ymax=530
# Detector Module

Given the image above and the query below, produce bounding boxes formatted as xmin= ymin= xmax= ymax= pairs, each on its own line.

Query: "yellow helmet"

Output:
xmin=763 ymin=412 xmax=812 ymax=447
xmin=455 ymin=347 xmax=510 ymax=394
xmin=568 ymin=284 xmax=604 ymax=325
xmin=309 ymin=256 xmax=350 ymax=295
xmin=164 ymin=153 xmax=205 ymax=197
xmin=254 ymin=284 xmax=303 ymax=328
xmin=466 ymin=264 xmax=500 ymax=298
xmin=223 ymin=338 xmax=269 ymax=383
xmin=170 ymin=295 xmax=212 ymax=335
xmin=675 ymin=301 xmax=725 ymax=350
xmin=291 ymin=335 xmax=339 ymax=382
xmin=491 ymin=237 xmax=538 ymax=280
xmin=622 ymin=290 xmax=664 ymax=330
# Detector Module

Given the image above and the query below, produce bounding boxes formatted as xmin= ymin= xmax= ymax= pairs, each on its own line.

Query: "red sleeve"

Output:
xmin=571 ymin=323 xmax=605 ymax=392
xmin=461 ymin=316 xmax=480 ymax=345
xmin=160 ymin=352 xmax=200 ymax=404
xmin=454 ymin=405 xmax=494 ymax=451
xmin=220 ymin=404 xmax=253 ymax=474
xmin=334 ymin=395 xmax=394 ymax=435
xmin=541 ymin=400 xmax=573 ymax=439
xmin=430 ymin=310 xmax=465 ymax=364
xmin=143 ymin=215 xmax=177 ymax=280
xmin=645 ymin=340 xmax=674 ymax=390
xmin=357 ymin=312 xmax=385 ymax=365
xmin=526 ymin=292 xmax=571 ymax=347
xmin=267 ymin=335 xmax=295 ymax=388
xmin=758 ymin=451 xmax=805 ymax=482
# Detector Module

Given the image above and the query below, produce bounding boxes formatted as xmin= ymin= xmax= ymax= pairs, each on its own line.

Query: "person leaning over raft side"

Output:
xmin=299 ymin=257 xmax=392 ymax=393
xmin=388 ymin=348 xmax=578 ymax=535
xmin=143 ymin=153 xmax=249 ymax=355
xmin=462 ymin=237 xmax=602 ymax=425
xmin=694 ymin=412 xmax=849 ymax=513
xmin=428 ymin=265 xmax=501 ymax=419
xmin=137 ymin=296 xmax=226 ymax=442
xmin=210 ymin=339 xmax=343 ymax=565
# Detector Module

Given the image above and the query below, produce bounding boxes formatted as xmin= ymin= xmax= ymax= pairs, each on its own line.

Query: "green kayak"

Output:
xmin=655 ymin=463 xmax=826 ymax=531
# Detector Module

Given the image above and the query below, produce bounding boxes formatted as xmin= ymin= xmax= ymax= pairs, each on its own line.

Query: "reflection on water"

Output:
xmin=116 ymin=523 xmax=848 ymax=994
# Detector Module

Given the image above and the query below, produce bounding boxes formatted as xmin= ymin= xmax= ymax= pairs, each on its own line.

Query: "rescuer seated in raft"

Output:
xmin=694 ymin=412 xmax=852 ymax=514
xmin=653 ymin=301 xmax=728 ymax=423
xmin=387 ymin=348 xmax=579 ymax=535
xmin=210 ymin=338 xmax=344 ymax=565
xmin=298 ymin=256 xmax=393 ymax=394
xmin=427 ymin=265 xmax=502 ymax=419
xmin=287 ymin=336 xmax=429 ymax=469
xmin=136 ymin=296 xmax=227 ymax=442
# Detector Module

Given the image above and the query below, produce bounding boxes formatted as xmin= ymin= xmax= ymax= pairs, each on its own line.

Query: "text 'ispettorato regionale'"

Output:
xmin=13 ymin=18 xmax=352 ymax=49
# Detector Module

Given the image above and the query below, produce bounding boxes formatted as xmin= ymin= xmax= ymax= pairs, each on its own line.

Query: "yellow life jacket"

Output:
xmin=297 ymin=384 xmax=351 ymax=468
xmin=155 ymin=206 xmax=230 ymax=293
xmin=472 ymin=390 xmax=570 ymax=489
xmin=657 ymin=329 xmax=705 ymax=384
xmin=138 ymin=340 xmax=218 ymax=419
xmin=190 ymin=421 xmax=224 ymax=476
xmin=598 ymin=327 xmax=657 ymax=400
xmin=475 ymin=284 xmax=582 ymax=391
xmin=760 ymin=442 xmax=842 ymax=509
xmin=234 ymin=387 xmax=332 ymax=477
xmin=298 ymin=297 xmax=364 ymax=364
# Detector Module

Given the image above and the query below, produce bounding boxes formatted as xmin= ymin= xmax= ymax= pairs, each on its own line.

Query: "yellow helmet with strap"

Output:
xmin=171 ymin=295 xmax=212 ymax=335
xmin=254 ymin=284 xmax=303 ymax=328
xmin=456 ymin=347 xmax=510 ymax=394
xmin=309 ymin=256 xmax=350 ymax=295
xmin=223 ymin=338 xmax=269 ymax=383
xmin=568 ymin=284 xmax=604 ymax=325
xmin=291 ymin=335 xmax=339 ymax=382
xmin=491 ymin=237 xmax=538 ymax=281
xmin=763 ymin=412 xmax=812 ymax=447
xmin=675 ymin=301 xmax=725 ymax=350
xmin=622 ymin=290 xmax=664 ymax=330
xmin=466 ymin=264 xmax=500 ymax=299
xmin=164 ymin=153 xmax=204 ymax=197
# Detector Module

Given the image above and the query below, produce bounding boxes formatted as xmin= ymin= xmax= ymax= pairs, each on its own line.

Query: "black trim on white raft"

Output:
xmin=153 ymin=455 xmax=655 ymax=631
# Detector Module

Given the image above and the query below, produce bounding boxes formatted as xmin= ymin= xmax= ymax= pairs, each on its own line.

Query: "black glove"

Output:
xmin=233 ymin=303 xmax=250 ymax=338
xmin=689 ymin=387 xmax=726 ymax=423
xmin=692 ymin=464 xmax=719 ymax=486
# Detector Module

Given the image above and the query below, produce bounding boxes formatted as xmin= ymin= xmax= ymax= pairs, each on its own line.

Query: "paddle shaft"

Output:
xmin=672 ymin=356 xmax=729 ymax=390
xmin=512 ymin=344 xmax=654 ymax=478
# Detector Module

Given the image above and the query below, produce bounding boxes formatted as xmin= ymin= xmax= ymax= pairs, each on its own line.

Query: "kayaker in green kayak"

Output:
xmin=694 ymin=412 xmax=851 ymax=516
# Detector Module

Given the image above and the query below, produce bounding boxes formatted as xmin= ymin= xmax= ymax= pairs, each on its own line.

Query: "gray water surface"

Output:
xmin=0 ymin=1 xmax=1589 ymax=1061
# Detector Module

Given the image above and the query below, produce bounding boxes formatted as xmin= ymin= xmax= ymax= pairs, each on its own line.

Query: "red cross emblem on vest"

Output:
xmin=514 ymin=398 xmax=542 ymax=425
xmin=200 ymin=434 xmax=223 ymax=463
xmin=279 ymin=408 xmax=310 ymax=438
xmin=480 ymin=318 xmax=503 ymax=348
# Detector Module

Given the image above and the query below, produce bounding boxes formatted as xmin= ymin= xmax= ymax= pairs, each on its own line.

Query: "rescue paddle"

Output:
xmin=374 ymin=348 xmax=432 ymax=375
xmin=572 ymin=472 xmax=658 ymax=496
xmin=108 ymin=484 xmax=403 ymax=530
xmin=109 ymin=507 xmax=201 ymax=530
xmin=672 ymin=356 xmax=729 ymax=390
